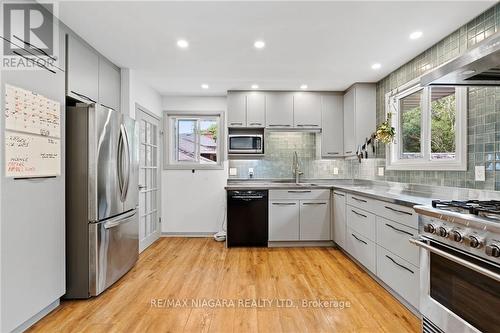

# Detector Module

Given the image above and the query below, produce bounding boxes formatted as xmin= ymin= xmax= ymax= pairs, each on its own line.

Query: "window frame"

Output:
xmin=163 ymin=110 xmax=225 ymax=170
xmin=385 ymin=78 xmax=467 ymax=171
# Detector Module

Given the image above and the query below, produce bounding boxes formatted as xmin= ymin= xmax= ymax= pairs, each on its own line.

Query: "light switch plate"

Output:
xmin=229 ymin=168 xmax=237 ymax=176
xmin=333 ymin=167 xmax=339 ymax=175
xmin=378 ymin=167 xmax=385 ymax=177
xmin=475 ymin=166 xmax=485 ymax=181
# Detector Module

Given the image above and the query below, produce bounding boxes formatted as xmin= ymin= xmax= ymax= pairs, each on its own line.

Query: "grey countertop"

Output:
xmin=225 ymin=179 xmax=500 ymax=207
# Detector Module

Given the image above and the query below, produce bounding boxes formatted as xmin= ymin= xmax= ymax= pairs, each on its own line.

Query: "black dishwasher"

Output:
xmin=227 ymin=190 xmax=268 ymax=247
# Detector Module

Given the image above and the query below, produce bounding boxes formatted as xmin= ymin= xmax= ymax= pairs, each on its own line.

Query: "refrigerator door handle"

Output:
xmin=118 ymin=124 xmax=130 ymax=202
xmin=103 ymin=210 xmax=137 ymax=229
xmin=121 ymin=123 xmax=131 ymax=202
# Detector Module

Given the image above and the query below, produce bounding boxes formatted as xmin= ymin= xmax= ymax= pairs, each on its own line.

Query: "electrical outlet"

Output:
xmin=475 ymin=166 xmax=485 ymax=181
xmin=333 ymin=167 xmax=339 ymax=175
xmin=248 ymin=168 xmax=254 ymax=178
xmin=229 ymin=168 xmax=237 ymax=176
xmin=378 ymin=167 xmax=385 ymax=177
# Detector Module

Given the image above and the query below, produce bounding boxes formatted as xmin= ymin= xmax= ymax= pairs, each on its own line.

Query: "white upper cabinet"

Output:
xmin=67 ymin=34 xmax=99 ymax=103
xmin=227 ymin=92 xmax=247 ymax=127
xmin=321 ymin=94 xmax=344 ymax=157
xmin=246 ymin=93 xmax=266 ymax=127
xmin=293 ymin=92 xmax=321 ymax=128
xmin=98 ymin=58 xmax=121 ymax=111
xmin=343 ymin=84 xmax=376 ymax=156
xmin=265 ymin=92 xmax=294 ymax=128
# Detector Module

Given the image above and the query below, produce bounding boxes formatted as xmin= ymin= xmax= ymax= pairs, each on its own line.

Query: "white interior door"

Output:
xmin=136 ymin=106 xmax=161 ymax=252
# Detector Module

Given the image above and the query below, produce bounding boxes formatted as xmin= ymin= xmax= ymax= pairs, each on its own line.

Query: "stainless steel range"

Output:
xmin=412 ymin=200 xmax=500 ymax=333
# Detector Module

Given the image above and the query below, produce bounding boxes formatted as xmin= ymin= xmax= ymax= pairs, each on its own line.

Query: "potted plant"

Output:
xmin=375 ymin=112 xmax=396 ymax=144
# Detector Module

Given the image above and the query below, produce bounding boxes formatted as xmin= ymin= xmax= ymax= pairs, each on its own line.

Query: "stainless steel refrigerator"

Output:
xmin=65 ymin=103 xmax=139 ymax=298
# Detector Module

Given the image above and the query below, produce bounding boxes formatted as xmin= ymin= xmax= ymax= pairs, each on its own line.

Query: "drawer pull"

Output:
xmin=288 ymin=190 xmax=311 ymax=193
xmin=272 ymin=202 xmax=296 ymax=206
xmin=268 ymin=124 xmax=291 ymax=127
xmin=352 ymin=197 xmax=367 ymax=203
xmin=334 ymin=192 xmax=345 ymax=197
xmin=351 ymin=210 xmax=367 ymax=218
xmin=249 ymin=122 xmax=262 ymax=126
xmin=303 ymin=202 xmax=326 ymax=205
xmin=385 ymin=223 xmax=414 ymax=237
xmin=297 ymin=124 xmax=319 ymax=127
xmin=385 ymin=255 xmax=414 ymax=274
xmin=230 ymin=122 xmax=243 ymax=125
xmin=351 ymin=233 xmax=367 ymax=245
xmin=385 ymin=206 xmax=413 ymax=216
xmin=327 ymin=152 xmax=340 ymax=155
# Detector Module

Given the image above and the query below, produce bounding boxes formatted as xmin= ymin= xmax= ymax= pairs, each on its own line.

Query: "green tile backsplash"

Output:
xmin=229 ymin=4 xmax=500 ymax=191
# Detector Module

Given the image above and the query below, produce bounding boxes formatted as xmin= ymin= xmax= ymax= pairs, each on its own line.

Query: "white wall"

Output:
xmin=162 ymin=96 xmax=228 ymax=235
xmin=121 ymin=69 xmax=162 ymax=118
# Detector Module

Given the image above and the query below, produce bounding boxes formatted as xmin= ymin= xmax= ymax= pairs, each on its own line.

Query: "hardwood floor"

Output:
xmin=29 ymin=238 xmax=420 ymax=333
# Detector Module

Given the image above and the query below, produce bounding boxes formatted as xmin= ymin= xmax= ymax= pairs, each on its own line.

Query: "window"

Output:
xmin=386 ymin=79 xmax=467 ymax=170
xmin=164 ymin=111 xmax=224 ymax=169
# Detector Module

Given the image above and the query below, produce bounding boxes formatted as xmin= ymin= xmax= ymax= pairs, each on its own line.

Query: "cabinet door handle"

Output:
xmin=272 ymin=202 xmax=296 ymax=206
xmin=302 ymin=202 xmax=326 ymax=205
xmin=249 ymin=122 xmax=262 ymax=126
xmin=385 ymin=255 xmax=414 ymax=274
xmin=352 ymin=233 xmax=367 ymax=245
xmin=70 ymin=90 xmax=96 ymax=103
xmin=327 ymin=152 xmax=340 ymax=155
xmin=288 ymin=190 xmax=311 ymax=193
xmin=297 ymin=124 xmax=319 ymax=127
xmin=352 ymin=196 xmax=367 ymax=203
xmin=351 ymin=210 xmax=367 ymax=218
xmin=384 ymin=206 xmax=413 ymax=216
xmin=230 ymin=122 xmax=243 ymax=126
xmin=345 ymin=151 xmax=353 ymax=154
xmin=385 ymin=223 xmax=414 ymax=237
xmin=334 ymin=192 xmax=345 ymax=197
xmin=268 ymin=124 xmax=291 ymax=127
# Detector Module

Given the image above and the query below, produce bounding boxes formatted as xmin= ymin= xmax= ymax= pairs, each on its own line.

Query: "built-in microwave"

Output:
xmin=228 ymin=134 xmax=263 ymax=154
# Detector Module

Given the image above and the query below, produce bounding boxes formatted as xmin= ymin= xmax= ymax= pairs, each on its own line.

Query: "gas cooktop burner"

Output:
xmin=432 ymin=200 xmax=500 ymax=218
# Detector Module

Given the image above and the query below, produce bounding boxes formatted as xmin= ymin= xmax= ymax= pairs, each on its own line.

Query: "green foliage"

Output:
xmin=401 ymin=106 xmax=422 ymax=153
xmin=376 ymin=113 xmax=396 ymax=144
xmin=203 ymin=123 xmax=218 ymax=141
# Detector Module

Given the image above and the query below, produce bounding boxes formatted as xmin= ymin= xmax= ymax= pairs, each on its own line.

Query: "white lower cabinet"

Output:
xmin=332 ymin=191 xmax=346 ymax=248
xmin=345 ymin=229 xmax=376 ymax=272
xmin=376 ymin=246 xmax=419 ymax=308
xmin=269 ymin=190 xmax=331 ymax=242
xmin=269 ymin=201 xmax=300 ymax=241
xmin=341 ymin=192 xmax=420 ymax=311
xmin=300 ymin=200 xmax=330 ymax=241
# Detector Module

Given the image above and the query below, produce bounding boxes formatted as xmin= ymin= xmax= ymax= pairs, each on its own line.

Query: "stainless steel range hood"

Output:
xmin=421 ymin=31 xmax=500 ymax=86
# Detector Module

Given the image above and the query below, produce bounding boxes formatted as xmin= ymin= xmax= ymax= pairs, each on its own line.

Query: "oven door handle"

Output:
xmin=410 ymin=237 xmax=500 ymax=282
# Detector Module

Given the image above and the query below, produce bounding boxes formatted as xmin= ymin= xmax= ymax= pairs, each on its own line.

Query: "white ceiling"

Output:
xmin=58 ymin=1 xmax=496 ymax=96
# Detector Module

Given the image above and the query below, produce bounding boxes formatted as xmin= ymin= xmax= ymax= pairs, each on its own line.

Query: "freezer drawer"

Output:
xmin=89 ymin=210 xmax=138 ymax=296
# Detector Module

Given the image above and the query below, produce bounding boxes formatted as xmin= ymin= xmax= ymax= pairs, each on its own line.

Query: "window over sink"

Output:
xmin=385 ymin=78 xmax=467 ymax=171
xmin=164 ymin=111 xmax=224 ymax=169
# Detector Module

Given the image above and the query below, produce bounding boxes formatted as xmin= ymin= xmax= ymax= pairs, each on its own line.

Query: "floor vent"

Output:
xmin=423 ymin=317 xmax=444 ymax=333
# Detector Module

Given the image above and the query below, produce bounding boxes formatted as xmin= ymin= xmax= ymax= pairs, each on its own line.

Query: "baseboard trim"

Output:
xmin=12 ymin=299 xmax=60 ymax=333
xmin=161 ymin=232 xmax=216 ymax=237
xmin=268 ymin=240 xmax=334 ymax=248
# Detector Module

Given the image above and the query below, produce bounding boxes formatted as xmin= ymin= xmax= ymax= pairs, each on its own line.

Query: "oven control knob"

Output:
xmin=423 ymin=223 xmax=437 ymax=234
xmin=438 ymin=226 xmax=451 ymax=238
xmin=468 ymin=235 xmax=484 ymax=249
xmin=485 ymin=244 xmax=500 ymax=257
xmin=450 ymin=230 xmax=463 ymax=242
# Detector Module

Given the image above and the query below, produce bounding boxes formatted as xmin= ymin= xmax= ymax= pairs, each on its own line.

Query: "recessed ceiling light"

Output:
xmin=409 ymin=31 xmax=423 ymax=40
xmin=177 ymin=39 xmax=189 ymax=48
xmin=254 ymin=40 xmax=265 ymax=49
xmin=251 ymin=84 xmax=259 ymax=89
xmin=300 ymin=84 xmax=308 ymax=90
xmin=201 ymin=84 xmax=209 ymax=89
xmin=371 ymin=63 xmax=381 ymax=70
